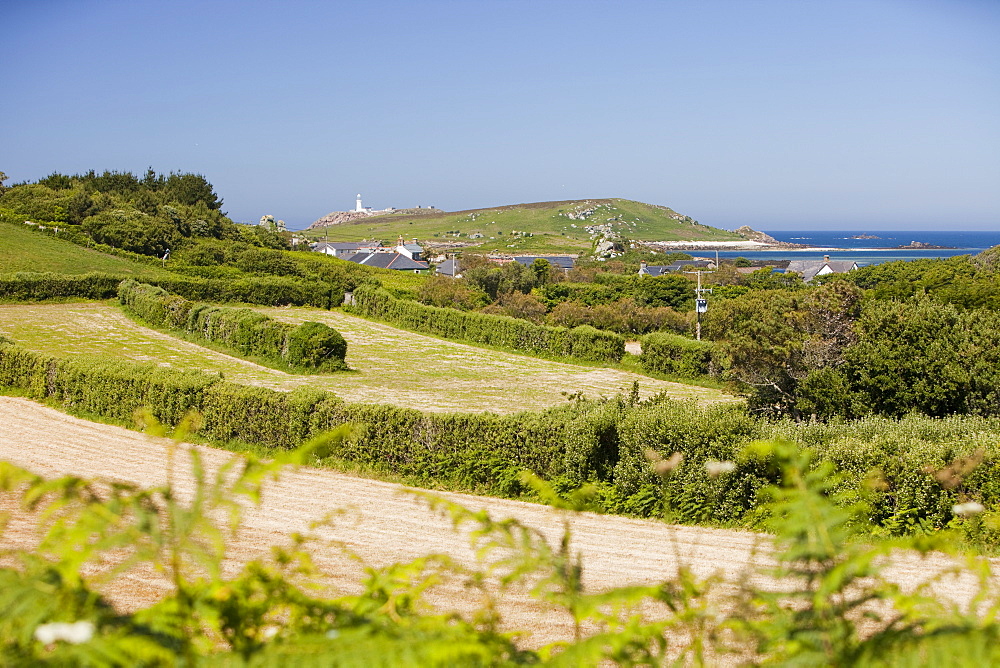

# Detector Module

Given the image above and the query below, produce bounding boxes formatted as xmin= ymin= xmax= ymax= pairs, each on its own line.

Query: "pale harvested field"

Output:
xmin=0 ymin=302 xmax=736 ymax=413
xmin=0 ymin=397 xmax=992 ymax=652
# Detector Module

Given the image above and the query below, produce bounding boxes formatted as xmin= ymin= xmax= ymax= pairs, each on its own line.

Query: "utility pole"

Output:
xmin=684 ymin=270 xmax=712 ymax=340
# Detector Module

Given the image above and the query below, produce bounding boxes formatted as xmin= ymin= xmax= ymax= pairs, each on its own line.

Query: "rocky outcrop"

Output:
xmin=307 ymin=210 xmax=383 ymax=230
xmin=308 ymin=207 xmax=444 ymax=230
xmin=733 ymin=226 xmax=780 ymax=244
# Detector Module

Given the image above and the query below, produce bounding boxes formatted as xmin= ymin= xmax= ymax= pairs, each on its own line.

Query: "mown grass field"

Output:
xmin=0 ymin=220 xmax=175 ymax=278
xmin=0 ymin=302 xmax=735 ymax=413
xmin=304 ymin=198 xmax=743 ymax=255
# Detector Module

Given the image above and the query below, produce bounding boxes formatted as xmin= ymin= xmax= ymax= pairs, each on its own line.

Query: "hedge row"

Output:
xmin=118 ymin=279 xmax=347 ymax=372
xmin=2 ymin=342 xmax=997 ymax=536
xmin=639 ymin=332 xmax=719 ymax=378
xmin=0 ymin=271 xmax=342 ymax=309
xmin=349 ymin=286 xmax=625 ymax=363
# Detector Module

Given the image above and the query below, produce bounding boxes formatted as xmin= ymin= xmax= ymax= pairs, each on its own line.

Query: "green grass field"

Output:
xmin=304 ymin=198 xmax=743 ymax=255
xmin=0 ymin=302 xmax=736 ymax=413
xmin=0 ymin=220 xmax=174 ymax=278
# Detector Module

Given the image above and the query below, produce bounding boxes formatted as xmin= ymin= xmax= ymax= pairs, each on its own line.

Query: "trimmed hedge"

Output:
xmin=0 ymin=272 xmax=123 ymax=301
xmin=118 ymin=279 xmax=348 ymax=372
xmin=349 ymin=286 xmax=625 ymax=363
xmin=0 ymin=271 xmax=342 ymax=309
xmin=3 ymin=341 xmax=1000 ymax=537
xmin=0 ymin=343 xmax=588 ymax=491
xmin=640 ymin=332 xmax=718 ymax=378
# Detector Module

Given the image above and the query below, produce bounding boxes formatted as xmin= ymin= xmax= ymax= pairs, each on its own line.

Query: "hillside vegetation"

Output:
xmin=305 ymin=198 xmax=742 ymax=254
xmin=0 ymin=218 xmax=173 ymax=279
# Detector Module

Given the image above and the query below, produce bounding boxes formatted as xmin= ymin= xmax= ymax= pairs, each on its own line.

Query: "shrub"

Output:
xmin=640 ymin=332 xmax=717 ymax=377
xmin=5 ymin=340 xmax=1000 ymax=535
xmin=118 ymin=279 xmax=347 ymax=372
xmin=0 ymin=271 xmax=341 ymax=309
xmin=350 ymin=286 xmax=625 ymax=363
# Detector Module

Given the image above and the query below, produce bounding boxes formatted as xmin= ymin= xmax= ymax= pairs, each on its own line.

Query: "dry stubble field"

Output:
xmin=0 ymin=302 xmax=736 ymax=413
xmin=0 ymin=396 xmax=990 ymax=653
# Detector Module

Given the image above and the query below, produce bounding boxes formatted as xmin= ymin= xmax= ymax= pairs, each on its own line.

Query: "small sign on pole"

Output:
xmin=696 ymin=298 xmax=708 ymax=313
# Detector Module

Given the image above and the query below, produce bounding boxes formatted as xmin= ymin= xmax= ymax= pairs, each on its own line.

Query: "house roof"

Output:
xmin=436 ymin=258 xmax=457 ymax=276
xmin=348 ymin=252 xmax=429 ymax=271
xmin=402 ymin=243 xmax=423 ymax=254
xmin=826 ymin=260 xmax=859 ymax=273
xmin=313 ymin=241 xmax=372 ymax=253
xmin=785 ymin=260 xmax=825 ymax=282
xmin=785 ymin=259 xmax=858 ymax=282
xmin=512 ymin=256 xmax=575 ymax=269
xmin=640 ymin=260 xmax=714 ymax=277
xmin=665 ymin=259 xmax=714 ymax=270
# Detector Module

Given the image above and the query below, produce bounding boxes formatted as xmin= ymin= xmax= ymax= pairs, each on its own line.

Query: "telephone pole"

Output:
xmin=684 ymin=270 xmax=712 ymax=340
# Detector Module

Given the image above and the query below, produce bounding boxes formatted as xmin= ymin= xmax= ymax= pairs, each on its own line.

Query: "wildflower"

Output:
xmin=645 ymin=449 xmax=683 ymax=476
xmin=705 ymin=460 xmax=736 ymax=478
xmin=952 ymin=501 xmax=985 ymax=517
xmin=34 ymin=621 xmax=95 ymax=645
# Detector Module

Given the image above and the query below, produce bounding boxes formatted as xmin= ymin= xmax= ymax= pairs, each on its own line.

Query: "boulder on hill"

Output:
xmin=734 ymin=226 xmax=780 ymax=244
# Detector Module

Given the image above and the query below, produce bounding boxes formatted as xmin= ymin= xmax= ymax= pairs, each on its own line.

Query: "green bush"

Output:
xmin=0 ymin=270 xmax=342 ymax=308
xmin=0 ymin=272 xmax=123 ymax=301
xmin=118 ymin=279 xmax=348 ymax=372
xmin=4 ymin=339 xmax=1000 ymax=534
xmin=640 ymin=332 xmax=717 ymax=377
xmin=350 ymin=285 xmax=625 ymax=363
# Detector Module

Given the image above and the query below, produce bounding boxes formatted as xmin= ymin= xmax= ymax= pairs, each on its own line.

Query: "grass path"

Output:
xmin=0 ymin=220 xmax=174 ymax=277
xmin=0 ymin=302 xmax=737 ymax=413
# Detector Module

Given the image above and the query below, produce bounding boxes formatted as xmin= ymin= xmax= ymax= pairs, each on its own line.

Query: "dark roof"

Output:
xmin=665 ymin=259 xmax=713 ymax=270
xmin=436 ymin=258 xmax=457 ymax=276
xmin=313 ymin=241 xmax=371 ymax=253
xmin=640 ymin=260 xmax=713 ymax=276
xmin=348 ymin=252 xmax=428 ymax=271
xmin=785 ymin=259 xmax=858 ymax=282
xmin=512 ymin=256 xmax=575 ymax=269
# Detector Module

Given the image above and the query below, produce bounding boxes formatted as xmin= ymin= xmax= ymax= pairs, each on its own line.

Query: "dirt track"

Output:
xmin=0 ymin=397 xmax=991 ymax=649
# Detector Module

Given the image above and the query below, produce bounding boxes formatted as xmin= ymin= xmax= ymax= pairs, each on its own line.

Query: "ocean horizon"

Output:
xmin=707 ymin=230 xmax=1000 ymax=266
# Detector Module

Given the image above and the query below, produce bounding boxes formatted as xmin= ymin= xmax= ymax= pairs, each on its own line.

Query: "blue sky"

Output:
xmin=3 ymin=0 xmax=998 ymax=231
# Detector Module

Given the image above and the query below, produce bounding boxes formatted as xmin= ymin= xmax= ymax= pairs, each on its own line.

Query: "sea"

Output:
xmin=705 ymin=230 xmax=1000 ymax=267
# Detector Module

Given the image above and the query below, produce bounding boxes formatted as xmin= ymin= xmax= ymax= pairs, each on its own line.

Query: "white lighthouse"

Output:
xmin=355 ymin=194 xmax=363 ymax=212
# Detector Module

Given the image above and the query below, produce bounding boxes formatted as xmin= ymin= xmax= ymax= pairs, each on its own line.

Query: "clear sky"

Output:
xmin=3 ymin=0 xmax=998 ymax=231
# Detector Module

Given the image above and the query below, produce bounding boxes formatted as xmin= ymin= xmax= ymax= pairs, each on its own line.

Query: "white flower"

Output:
xmin=34 ymin=621 xmax=95 ymax=645
xmin=705 ymin=460 xmax=736 ymax=478
xmin=953 ymin=501 xmax=985 ymax=517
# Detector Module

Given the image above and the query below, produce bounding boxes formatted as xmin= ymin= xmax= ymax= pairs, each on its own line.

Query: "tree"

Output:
xmin=163 ymin=172 xmax=223 ymax=209
xmin=531 ymin=258 xmax=558 ymax=285
xmin=706 ymin=282 xmax=862 ymax=418
xmin=418 ymin=276 xmax=489 ymax=310
xmin=82 ymin=208 xmax=177 ymax=256
xmin=634 ymin=274 xmax=692 ymax=309
xmin=481 ymin=291 xmax=548 ymax=323
xmin=843 ymin=297 xmax=1000 ymax=417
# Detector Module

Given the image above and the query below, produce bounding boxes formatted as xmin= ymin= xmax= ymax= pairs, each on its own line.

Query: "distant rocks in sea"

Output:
xmin=895 ymin=240 xmax=957 ymax=250
xmin=850 ymin=234 xmax=881 ymax=239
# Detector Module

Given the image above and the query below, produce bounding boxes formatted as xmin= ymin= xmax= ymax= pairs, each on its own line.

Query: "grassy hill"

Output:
xmin=304 ymin=198 xmax=742 ymax=255
xmin=0 ymin=219 xmax=174 ymax=278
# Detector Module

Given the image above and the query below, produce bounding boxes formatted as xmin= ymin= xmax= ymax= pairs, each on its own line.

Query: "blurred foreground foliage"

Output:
xmin=3 ymin=416 xmax=1000 ymax=666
